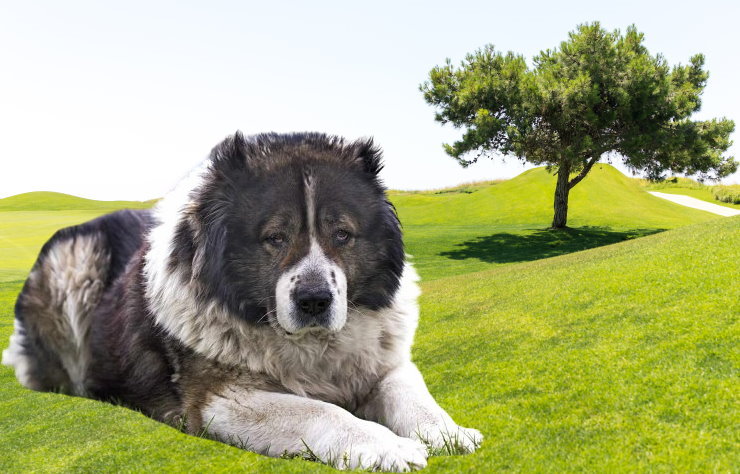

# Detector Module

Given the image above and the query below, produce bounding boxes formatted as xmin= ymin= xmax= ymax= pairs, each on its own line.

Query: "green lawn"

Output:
xmin=415 ymin=217 xmax=739 ymax=472
xmin=1 ymin=168 xmax=737 ymax=472
xmin=0 ymin=191 xmax=157 ymax=212
xmin=0 ymin=192 xmax=156 ymax=283
xmin=0 ymin=211 xmax=112 ymax=282
xmin=637 ymin=177 xmax=740 ymax=211
xmin=394 ymin=164 xmax=714 ymax=280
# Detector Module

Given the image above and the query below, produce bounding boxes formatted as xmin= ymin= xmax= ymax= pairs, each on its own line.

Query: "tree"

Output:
xmin=420 ymin=23 xmax=736 ymax=228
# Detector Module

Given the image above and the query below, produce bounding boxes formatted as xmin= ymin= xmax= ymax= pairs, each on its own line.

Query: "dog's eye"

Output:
xmin=266 ymin=233 xmax=287 ymax=246
xmin=334 ymin=229 xmax=351 ymax=244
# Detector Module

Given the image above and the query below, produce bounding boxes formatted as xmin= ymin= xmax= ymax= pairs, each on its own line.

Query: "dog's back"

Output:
xmin=2 ymin=209 xmax=153 ymax=395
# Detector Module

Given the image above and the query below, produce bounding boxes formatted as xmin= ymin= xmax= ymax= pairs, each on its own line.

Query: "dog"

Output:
xmin=3 ymin=132 xmax=482 ymax=471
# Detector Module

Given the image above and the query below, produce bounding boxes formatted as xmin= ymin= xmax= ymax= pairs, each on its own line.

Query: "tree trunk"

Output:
xmin=552 ymin=163 xmax=570 ymax=229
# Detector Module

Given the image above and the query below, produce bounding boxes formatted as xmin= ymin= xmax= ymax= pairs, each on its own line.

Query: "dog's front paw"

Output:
xmin=309 ymin=421 xmax=428 ymax=472
xmin=413 ymin=423 xmax=483 ymax=454
xmin=339 ymin=434 xmax=428 ymax=472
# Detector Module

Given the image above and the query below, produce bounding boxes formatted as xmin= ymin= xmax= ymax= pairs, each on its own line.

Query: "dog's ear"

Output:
xmin=210 ymin=131 xmax=248 ymax=169
xmin=354 ymin=137 xmax=384 ymax=176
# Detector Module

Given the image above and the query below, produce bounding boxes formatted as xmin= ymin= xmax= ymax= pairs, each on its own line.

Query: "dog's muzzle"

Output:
xmin=275 ymin=253 xmax=348 ymax=334
xmin=295 ymin=284 xmax=333 ymax=328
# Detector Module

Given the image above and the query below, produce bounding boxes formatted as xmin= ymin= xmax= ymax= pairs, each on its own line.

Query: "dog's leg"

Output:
xmin=357 ymin=362 xmax=483 ymax=453
xmin=201 ymin=386 xmax=428 ymax=471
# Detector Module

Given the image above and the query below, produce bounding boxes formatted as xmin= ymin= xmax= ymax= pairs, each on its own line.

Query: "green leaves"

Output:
xmin=420 ymin=45 xmax=528 ymax=162
xmin=623 ymin=118 xmax=737 ymax=180
xmin=421 ymin=22 xmax=736 ymax=181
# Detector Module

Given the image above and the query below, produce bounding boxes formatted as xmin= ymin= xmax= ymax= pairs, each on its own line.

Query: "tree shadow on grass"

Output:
xmin=439 ymin=226 xmax=665 ymax=264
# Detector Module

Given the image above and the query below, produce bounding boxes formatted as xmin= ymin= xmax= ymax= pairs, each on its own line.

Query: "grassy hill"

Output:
xmin=392 ymin=164 xmax=710 ymax=227
xmin=1 ymin=166 xmax=736 ymax=471
xmin=0 ymin=193 xmax=156 ymax=282
xmin=0 ymin=191 xmax=157 ymax=211
xmin=0 ymin=211 xmax=120 ymax=283
xmin=636 ymin=177 xmax=740 ymax=211
xmin=393 ymin=164 xmax=715 ymax=279
xmin=1 ymin=165 xmax=714 ymax=283
xmin=1 ymin=215 xmax=736 ymax=471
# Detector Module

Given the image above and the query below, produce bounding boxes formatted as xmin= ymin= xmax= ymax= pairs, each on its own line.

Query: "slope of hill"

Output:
xmin=391 ymin=164 xmax=713 ymax=227
xmin=415 ymin=215 xmax=739 ymax=472
xmin=0 ymin=191 xmax=157 ymax=211
xmin=391 ymin=164 xmax=716 ymax=279
xmin=1 ymin=216 xmax=736 ymax=472
xmin=0 ymin=193 xmax=158 ymax=282
xmin=0 ymin=166 xmax=717 ymax=283
xmin=635 ymin=177 xmax=740 ymax=211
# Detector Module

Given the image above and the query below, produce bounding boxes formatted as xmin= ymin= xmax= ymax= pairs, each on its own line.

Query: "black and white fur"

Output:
xmin=3 ymin=132 xmax=481 ymax=471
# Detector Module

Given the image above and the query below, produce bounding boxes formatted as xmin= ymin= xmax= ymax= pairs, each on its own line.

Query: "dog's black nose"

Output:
xmin=296 ymin=289 xmax=333 ymax=317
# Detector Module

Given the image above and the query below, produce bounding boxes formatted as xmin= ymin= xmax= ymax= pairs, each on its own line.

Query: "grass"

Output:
xmin=393 ymin=164 xmax=714 ymax=280
xmin=0 ymin=191 xmax=157 ymax=211
xmin=0 ymin=192 xmax=157 ymax=282
xmin=1 ymin=166 xmax=737 ymax=472
xmin=394 ymin=179 xmax=504 ymax=196
xmin=637 ymin=177 xmax=740 ymax=210
xmin=414 ymin=217 xmax=739 ymax=472
xmin=711 ymin=184 xmax=740 ymax=205
xmin=0 ymin=211 xmax=113 ymax=282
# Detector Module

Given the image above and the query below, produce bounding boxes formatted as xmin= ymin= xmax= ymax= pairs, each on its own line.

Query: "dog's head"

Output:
xmin=167 ymin=132 xmax=404 ymax=335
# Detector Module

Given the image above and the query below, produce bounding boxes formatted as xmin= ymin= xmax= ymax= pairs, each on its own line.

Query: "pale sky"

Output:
xmin=1 ymin=0 xmax=738 ymax=201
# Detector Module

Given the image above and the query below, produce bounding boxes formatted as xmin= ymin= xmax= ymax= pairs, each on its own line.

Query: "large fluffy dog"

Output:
xmin=3 ymin=132 xmax=481 ymax=471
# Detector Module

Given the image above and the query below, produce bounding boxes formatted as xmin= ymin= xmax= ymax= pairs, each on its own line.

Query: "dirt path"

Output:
xmin=649 ymin=192 xmax=740 ymax=217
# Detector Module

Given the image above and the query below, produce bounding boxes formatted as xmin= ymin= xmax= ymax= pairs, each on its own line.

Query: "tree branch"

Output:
xmin=568 ymin=155 xmax=600 ymax=189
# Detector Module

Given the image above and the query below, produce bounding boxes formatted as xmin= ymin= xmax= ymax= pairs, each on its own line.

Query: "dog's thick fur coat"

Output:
xmin=3 ymin=132 xmax=481 ymax=471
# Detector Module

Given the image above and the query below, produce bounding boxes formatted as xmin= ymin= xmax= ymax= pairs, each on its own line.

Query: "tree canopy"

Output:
xmin=421 ymin=22 xmax=736 ymax=228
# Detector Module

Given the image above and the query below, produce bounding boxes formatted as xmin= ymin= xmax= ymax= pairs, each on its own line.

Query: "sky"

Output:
xmin=1 ymin=0 xmax=738 ymax=200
